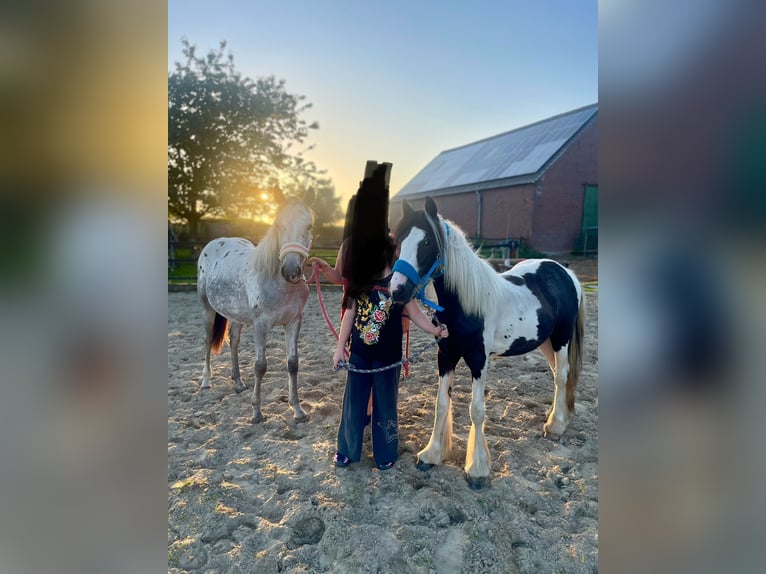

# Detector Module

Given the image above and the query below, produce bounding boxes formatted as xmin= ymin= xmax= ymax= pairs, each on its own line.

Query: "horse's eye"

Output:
xmin=423 ymin=238 xmax=430 ymax=246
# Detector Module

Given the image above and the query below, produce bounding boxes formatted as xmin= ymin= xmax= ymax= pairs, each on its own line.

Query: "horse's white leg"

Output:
xmin=416 ymin=370 xmax=454 ymax=469
xmin=200 ymin=304 xmax=215 ymax=389
xmin=250 ymin=322 xmax=268 ymax=424
xmin=465 ymin=370 xmax=491 ymax=489
xmin=229 ymin=322 xmax=245 ymax=393
xmin=284 ymin=317 xmax=308 ymax=422
xmin=544 ymin=344 xmax=571 ymax=437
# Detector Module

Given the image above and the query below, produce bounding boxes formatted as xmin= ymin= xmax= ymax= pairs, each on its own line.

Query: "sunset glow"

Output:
xmin=169 ymin=1 xmax=597 ymax=208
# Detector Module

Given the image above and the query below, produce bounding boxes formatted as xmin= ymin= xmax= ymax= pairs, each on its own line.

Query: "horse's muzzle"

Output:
xmin=390 ymin=279 xmax=416 ymax=305
xmin=281 ymin=260 xmax=304 ymax=284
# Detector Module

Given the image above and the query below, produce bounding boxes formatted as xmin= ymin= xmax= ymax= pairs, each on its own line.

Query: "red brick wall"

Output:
xmin=530 ymin=117 xmax=598 ymax=253
xmin=479 ymin=185 xmax=535 ymax=241
xmin=390 ymin=182 xmax=547 ymax=246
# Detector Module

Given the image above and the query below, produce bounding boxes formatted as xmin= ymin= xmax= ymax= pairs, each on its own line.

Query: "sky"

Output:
xmin=168 ymin=0 xmax=598 ymax=211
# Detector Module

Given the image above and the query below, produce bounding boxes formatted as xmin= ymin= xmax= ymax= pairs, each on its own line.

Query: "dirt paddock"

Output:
xmin=168 ymin=257 xmax=598 ymax=573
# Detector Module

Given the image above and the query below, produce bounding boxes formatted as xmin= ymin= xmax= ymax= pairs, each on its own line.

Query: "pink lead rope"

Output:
xmin=308 ymin=262 xmax=349 ymax=359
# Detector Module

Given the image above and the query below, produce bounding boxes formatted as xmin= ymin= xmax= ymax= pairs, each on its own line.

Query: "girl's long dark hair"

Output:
xmin=342 ymin=234 xmax=395 ymax=302
xmin=341 ymin=164 xmax=394 ymax=305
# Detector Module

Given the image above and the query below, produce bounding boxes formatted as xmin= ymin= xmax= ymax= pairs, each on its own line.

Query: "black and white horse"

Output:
xmin=197 ymin=194 xmax=314 ymax=423
xmin=391 ymin=197 xmax=585 ymax=488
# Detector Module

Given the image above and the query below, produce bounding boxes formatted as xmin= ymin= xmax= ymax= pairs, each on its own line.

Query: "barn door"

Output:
xmin=579 ymin=184 xmax=598 ymax=253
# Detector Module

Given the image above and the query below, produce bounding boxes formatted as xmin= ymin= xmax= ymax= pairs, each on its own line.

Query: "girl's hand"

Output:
xmin=332 ymin=347 xmax=346 ymax=369
xmin=434 ymin=324 xmax=449 ymax=339
xmin=310 ymin=257 xmax=327 ymax=271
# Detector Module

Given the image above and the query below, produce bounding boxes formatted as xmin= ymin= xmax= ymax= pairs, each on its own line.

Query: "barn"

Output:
xmin=390 ymin=103 xmax=598 ymax=255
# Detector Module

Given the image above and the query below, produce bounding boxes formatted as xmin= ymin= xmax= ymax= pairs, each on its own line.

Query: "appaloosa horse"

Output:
xmin=197 ymin=193 xmax=314 ymax=423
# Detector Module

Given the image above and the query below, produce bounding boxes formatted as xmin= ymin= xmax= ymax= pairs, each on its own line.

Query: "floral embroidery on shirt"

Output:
xmin=354 ymin=289 xmax=392 ymax=345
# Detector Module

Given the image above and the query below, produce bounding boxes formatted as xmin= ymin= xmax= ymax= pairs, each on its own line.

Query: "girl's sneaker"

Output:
xmin=333 ymin=452 xmax=350 ymax=467
xmin=377 ymin=461 xmax=394 ymax=471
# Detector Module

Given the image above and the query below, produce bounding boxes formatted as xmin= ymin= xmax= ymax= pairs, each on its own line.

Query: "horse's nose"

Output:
xmin=281 ymin=261 xmax=302 ymax=283
xmin=390 ymin=280 xmax=411 ymax=304
xmin=390 ymin=271 xmax=407 ymax=294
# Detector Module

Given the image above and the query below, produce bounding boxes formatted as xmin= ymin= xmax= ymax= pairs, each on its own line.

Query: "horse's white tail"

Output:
xmin=211 ymin=312 xmax=229 ymax=355
xmin=566 ymin=293 xmax=585 ymax=413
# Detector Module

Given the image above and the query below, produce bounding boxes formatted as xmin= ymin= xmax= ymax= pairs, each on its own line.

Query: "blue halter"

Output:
xmin=392 ymin=221 xmax=450 ymax=312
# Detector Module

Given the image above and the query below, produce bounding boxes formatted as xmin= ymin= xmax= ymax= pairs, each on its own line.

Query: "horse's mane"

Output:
xmin=251 ymin=221 xmax=281 ymax=277
xmin=251 ymin=199 xmax=305 ymax=277
xmin=439 ymin=216 xmax=507 ymax=318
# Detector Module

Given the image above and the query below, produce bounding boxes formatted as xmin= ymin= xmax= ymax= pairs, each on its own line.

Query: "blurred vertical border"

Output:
xmin=0 ymin=1 xmax=167 ymax=572
xmin=600 ymin=1 xmax=766 ymax=572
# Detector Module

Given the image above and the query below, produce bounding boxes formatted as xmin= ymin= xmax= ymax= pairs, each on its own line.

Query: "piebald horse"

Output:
xmin=391 ymin=197 xmax=584 ymax=488
xmin=197 ymin=193 xmax=314 ymax=423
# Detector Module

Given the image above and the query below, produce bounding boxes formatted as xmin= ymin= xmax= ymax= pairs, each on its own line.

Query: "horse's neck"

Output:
xmin=438 ymin=235 xmax=510 ymax=318
xmin=250 ymin=233 xmax=280 ymax=277
xmin=432 ymin=276 xmax=463 ymax=314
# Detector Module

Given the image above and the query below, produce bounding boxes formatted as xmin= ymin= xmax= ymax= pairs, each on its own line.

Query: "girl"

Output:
xmin=332 ymin=234 xmax=448 ymax=470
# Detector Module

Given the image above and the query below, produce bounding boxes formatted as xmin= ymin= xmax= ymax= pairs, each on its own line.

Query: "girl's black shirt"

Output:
xmin=349 ymin=274 xmax=403 ymax=364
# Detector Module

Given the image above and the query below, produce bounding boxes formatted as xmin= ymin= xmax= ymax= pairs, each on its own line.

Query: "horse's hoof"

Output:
xmin=294 ymin=413 xmax=309 ymax=424
xmin=543 ymin=421 xmax=566 ymax=439
xmin=416 ymin=459 xmax=434 ymax=472
xmin=252 ymin=412 xmax=264 ymax=424
xmin=465 ymin=474 xmax=491 ymax=490
xmin=233 ymin=384 xmax=245 ymax=394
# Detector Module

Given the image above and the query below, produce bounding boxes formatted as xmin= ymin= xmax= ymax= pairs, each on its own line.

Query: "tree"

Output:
xmin=312 ymin=185 xmax=345 ymax=245
xmin=311 ymin=182 xmax=343 ymax=227
xmin=280 ymin=175 xmax=342 ymax=227
xmin=168 ymin=39 xmax=334 ymax=236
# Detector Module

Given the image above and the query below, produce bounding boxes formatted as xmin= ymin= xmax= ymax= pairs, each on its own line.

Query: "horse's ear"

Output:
xmin=425 ymin=196 xmax=438 ymax=219
xmin=302 ymin=188 xmax=315 ymax=206
xmin=402 ymin=199 xmax=413 ymax=218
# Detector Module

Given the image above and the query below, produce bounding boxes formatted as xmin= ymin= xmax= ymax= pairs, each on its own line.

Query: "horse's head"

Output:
xmin=273 ymin=192 xmax=314 ymax=283
xmin=391 ymin=196 xmax=446 ymax=305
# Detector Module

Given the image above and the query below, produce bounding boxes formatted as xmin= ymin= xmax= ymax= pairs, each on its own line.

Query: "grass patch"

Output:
xmin=518 ymin=245 xmax=548 ymax=259
xmin=309 ymin=248 xmax=338 ymax=267
xmin=168 ymin=261 xmax=197 ymax=280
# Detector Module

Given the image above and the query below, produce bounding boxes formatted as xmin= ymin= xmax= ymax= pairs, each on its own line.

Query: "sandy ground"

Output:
xmin=168 ymin=258 xmax=598 ymax=573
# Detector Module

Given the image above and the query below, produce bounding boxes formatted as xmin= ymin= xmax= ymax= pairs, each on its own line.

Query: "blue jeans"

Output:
xmin=336 ymin=354 xmax=401 ymax=466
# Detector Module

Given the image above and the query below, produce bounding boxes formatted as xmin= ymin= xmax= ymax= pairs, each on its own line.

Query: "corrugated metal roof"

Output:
xmin=393 ymin=103 xmax=598 ymax=200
